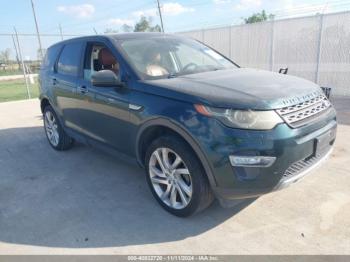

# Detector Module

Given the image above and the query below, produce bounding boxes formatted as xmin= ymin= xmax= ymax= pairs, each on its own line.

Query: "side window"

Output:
xmin=57 ymin=42 xmax=83 ymax=76
xmin=83 ymin=43 xmax=120 ymax=81
xmin=42 ymin=44 xmax=61 ymax=70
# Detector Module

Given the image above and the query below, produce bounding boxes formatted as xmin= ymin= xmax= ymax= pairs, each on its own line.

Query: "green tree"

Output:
xmin=243 ymin=10 xmax=275 ymax=24
xmin=37 ymin=48 xmax=47 ymax=61
xmin=121 ymin=24 xmax=133 ymax=32
xmin=104 ymin=28 xmax=119 ymax=34
xmin=0 ymin=48 xmax=11 ymax=63
xmin=133 ymin=16 xmax=161 ymax=32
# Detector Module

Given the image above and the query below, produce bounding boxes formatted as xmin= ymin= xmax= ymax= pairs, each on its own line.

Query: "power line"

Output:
xmin=24 ymin=0 xmax=350 ymax=35
xmin=180 ymin=0 xmax=350 ymax=27
xmin=2 ymin=0 xmax=349 ymax=36
xmin=0 ymin=33 xmax=83 ymax=36
xmin=171 ymin=8 xmax=350 ymax=33
xmin=46 ymin=1 xmax=155 ymax=32
xmin=58 ymin=0 xmax=350 ymax=33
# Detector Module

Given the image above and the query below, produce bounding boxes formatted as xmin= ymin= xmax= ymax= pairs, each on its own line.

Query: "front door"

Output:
xmin=76 ymin=42 xmax=132 ymax=153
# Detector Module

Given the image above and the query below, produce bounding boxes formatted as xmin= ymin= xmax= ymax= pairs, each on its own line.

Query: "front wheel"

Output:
xmin=145 ymin=136 xmax=214 ymax=217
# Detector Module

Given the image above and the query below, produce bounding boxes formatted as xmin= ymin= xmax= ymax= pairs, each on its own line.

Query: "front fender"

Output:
xmin=135 ymin=117 xmax=218 ymax=188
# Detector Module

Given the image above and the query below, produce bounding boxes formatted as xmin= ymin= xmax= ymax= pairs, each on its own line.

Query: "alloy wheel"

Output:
xmin=148 ymin=147 xmax=193 ymax=209
xmin=44 ymin=111 xmax=59 ymax=147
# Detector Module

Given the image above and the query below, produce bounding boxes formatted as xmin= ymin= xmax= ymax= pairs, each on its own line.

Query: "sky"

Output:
xmin=0 ymin=0 xmax=349 ymax=60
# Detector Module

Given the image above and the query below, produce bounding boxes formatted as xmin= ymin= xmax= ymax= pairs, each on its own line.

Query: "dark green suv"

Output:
xmin=39 ymin=33 xmax=337 ymax=217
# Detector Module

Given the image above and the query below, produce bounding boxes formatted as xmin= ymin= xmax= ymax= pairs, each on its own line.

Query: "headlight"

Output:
xmin=194 ymin=104 xmax=283 ymax=130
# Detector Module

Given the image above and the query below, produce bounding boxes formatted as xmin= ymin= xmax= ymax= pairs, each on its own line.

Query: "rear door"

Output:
xmin=52 ymin=41 xmax=84 ymax=131
xmin=39 ymin=44 xmax=62 ymax=101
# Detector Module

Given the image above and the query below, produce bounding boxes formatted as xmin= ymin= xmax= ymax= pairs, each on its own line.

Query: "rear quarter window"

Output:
xmin=41 ymin=44 xmax=61 ymax=71
xmin=57 ymin=42 xmax=83 ymax=76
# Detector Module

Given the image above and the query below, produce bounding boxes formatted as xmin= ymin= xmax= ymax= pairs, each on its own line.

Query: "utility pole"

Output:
xmin=156 ymin=0 xmax=164 ymax=32
xmin=93 ymin=28 xmax=98 ymax=34
xmin=14 ymin=27 xmax=31 ymax=99
xmin=30 ymin=0 xmax=44 ymax=60
xmin=11 ymin=34 xmax=21 ymax=69
xmin=59 ymin=23 xmax=63 ymax=40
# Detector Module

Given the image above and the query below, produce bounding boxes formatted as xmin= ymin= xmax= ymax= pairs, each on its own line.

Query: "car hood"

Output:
xmin=143 ymin=68 xmax=323 ymax=110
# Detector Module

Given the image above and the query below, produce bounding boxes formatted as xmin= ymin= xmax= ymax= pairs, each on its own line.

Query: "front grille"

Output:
xmin=276 ymin=94 xmax=331 ymax=128
xmin=282 ymin=148 xmax=331 ymax=180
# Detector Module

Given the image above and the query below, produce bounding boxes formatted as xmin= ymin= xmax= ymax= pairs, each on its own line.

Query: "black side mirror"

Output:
xmin=91 ymin=70 xmax=123 ymax=87
xmin=279 ymin=67 xmax=288 ymax=74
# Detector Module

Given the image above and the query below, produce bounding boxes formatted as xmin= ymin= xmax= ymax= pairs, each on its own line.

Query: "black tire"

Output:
xmin=43 ymin=105 xmax=74 ymax=151
xmin=145 ymin=135 xmax=214 ymax=217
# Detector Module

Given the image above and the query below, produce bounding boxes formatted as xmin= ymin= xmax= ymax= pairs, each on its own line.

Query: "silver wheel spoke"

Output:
xmin=47 ymin=113 xmax=54 ymax=126
xmin=154 ymin=150 xmax=167 ymax=173
xmin=45 ymin=114 xmax=51 ymax=125
xmin=161 ymin=184 xmax=172 ymax=200
xmin=171 ymin=155 xmax=182 ymax=169
xmin=175 ymin=168 xmax=190 ymax=175
xmin=170 ymin=185 xmax=177 ymax=207
xmin=162 ymin=148 xmax=171 ymax=169
xmin=177 ymin=178 xmax=192 ymax=197
xmin=176 ymin=184 xmax=188 ymax=206
xmin=150 ymin=165 xmax=166 ymax=178
xmin=151 ymin=176 xmax=169 ymax=185
xmin=53 ymin=132 xmax=59 ymax=144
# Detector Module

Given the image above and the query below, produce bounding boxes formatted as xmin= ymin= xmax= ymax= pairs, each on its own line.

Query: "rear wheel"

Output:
xmin=145 ymin=136 xmax=214 ymax=217
xmin=43 ymin=105 xmax=74 ymax=151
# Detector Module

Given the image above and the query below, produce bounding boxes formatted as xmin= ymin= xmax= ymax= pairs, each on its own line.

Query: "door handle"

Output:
xmin=77 ymin=85 xmax=88 ymax=94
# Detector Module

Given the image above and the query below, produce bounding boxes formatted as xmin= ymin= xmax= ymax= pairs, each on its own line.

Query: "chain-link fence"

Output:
xmin=178 ymin=11 xmax=350 ymax=97
xmin=0 ymin=11 xmax=349 ymax=102
xmin=0 ymin=33 xmax=79 ymax=102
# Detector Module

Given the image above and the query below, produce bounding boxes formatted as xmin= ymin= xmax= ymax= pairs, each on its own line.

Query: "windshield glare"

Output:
xmin=118 ymin=37 xmax=236 ymax=79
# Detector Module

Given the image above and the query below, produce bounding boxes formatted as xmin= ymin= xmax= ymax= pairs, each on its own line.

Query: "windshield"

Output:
xmin=118 ymin=37 xmax=237 ymax=80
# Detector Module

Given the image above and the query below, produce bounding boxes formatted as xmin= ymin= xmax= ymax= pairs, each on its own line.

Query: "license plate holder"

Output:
xmin=314 ymin=128 xmax=335 ymax=156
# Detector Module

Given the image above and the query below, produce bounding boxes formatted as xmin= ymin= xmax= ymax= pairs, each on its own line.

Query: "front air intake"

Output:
xmin=276 ymin=94 xmax=331 ymax=128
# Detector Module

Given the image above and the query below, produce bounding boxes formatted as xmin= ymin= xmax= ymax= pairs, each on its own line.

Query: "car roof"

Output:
xmin=107 ymin=32 xmax=181 ymax=40
xmin=49 ymin=32 xmax=185 ymax=49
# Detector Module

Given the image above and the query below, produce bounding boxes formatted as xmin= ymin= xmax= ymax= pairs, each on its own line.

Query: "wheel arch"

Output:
xmin=40 ymin=96 xmax=66 ymax=129
xmin=40 ymin=97 xmax=51 ymax=113
xmin=136 ymin=118 xmax=218 ymax=188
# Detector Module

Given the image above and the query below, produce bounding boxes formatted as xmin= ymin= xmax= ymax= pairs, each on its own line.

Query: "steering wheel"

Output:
xmin=182 ymin=62 xmax=198 ymax=72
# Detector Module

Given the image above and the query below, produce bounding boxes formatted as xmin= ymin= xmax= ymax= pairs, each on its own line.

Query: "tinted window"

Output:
xmin=83 ymin=43 xmax=120 ymax=80
xmin=119 ymin=37 xmax=236 ymax=79
xmin=57 ymin=42 xmax=83 ymax=76
xmin=42 ymin=44 xmax=61 ymax=70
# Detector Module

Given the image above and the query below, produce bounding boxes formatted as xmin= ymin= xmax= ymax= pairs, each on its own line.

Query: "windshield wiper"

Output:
xmin=167 ymin=66 xmax=223 ymax=79
xmin=167 ymin=72 xmax=180 ymax=78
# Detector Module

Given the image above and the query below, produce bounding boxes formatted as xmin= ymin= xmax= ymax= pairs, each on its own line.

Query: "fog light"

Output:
xmin=229 ymin=155 xmax=276 ymax=167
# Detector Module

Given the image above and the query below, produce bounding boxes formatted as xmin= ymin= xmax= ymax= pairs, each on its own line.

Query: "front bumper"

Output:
xmin=274 ymin=146 xmax=333 ymax=191
xmin=191 ymin=107 xmax=337 ymax=202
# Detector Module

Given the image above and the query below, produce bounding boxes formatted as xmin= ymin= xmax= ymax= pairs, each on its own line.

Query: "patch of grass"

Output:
xmin=0 ymin=70 xmax=23 ymax=76
xmin=0 ymin=79 xmax=39 ymax=102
